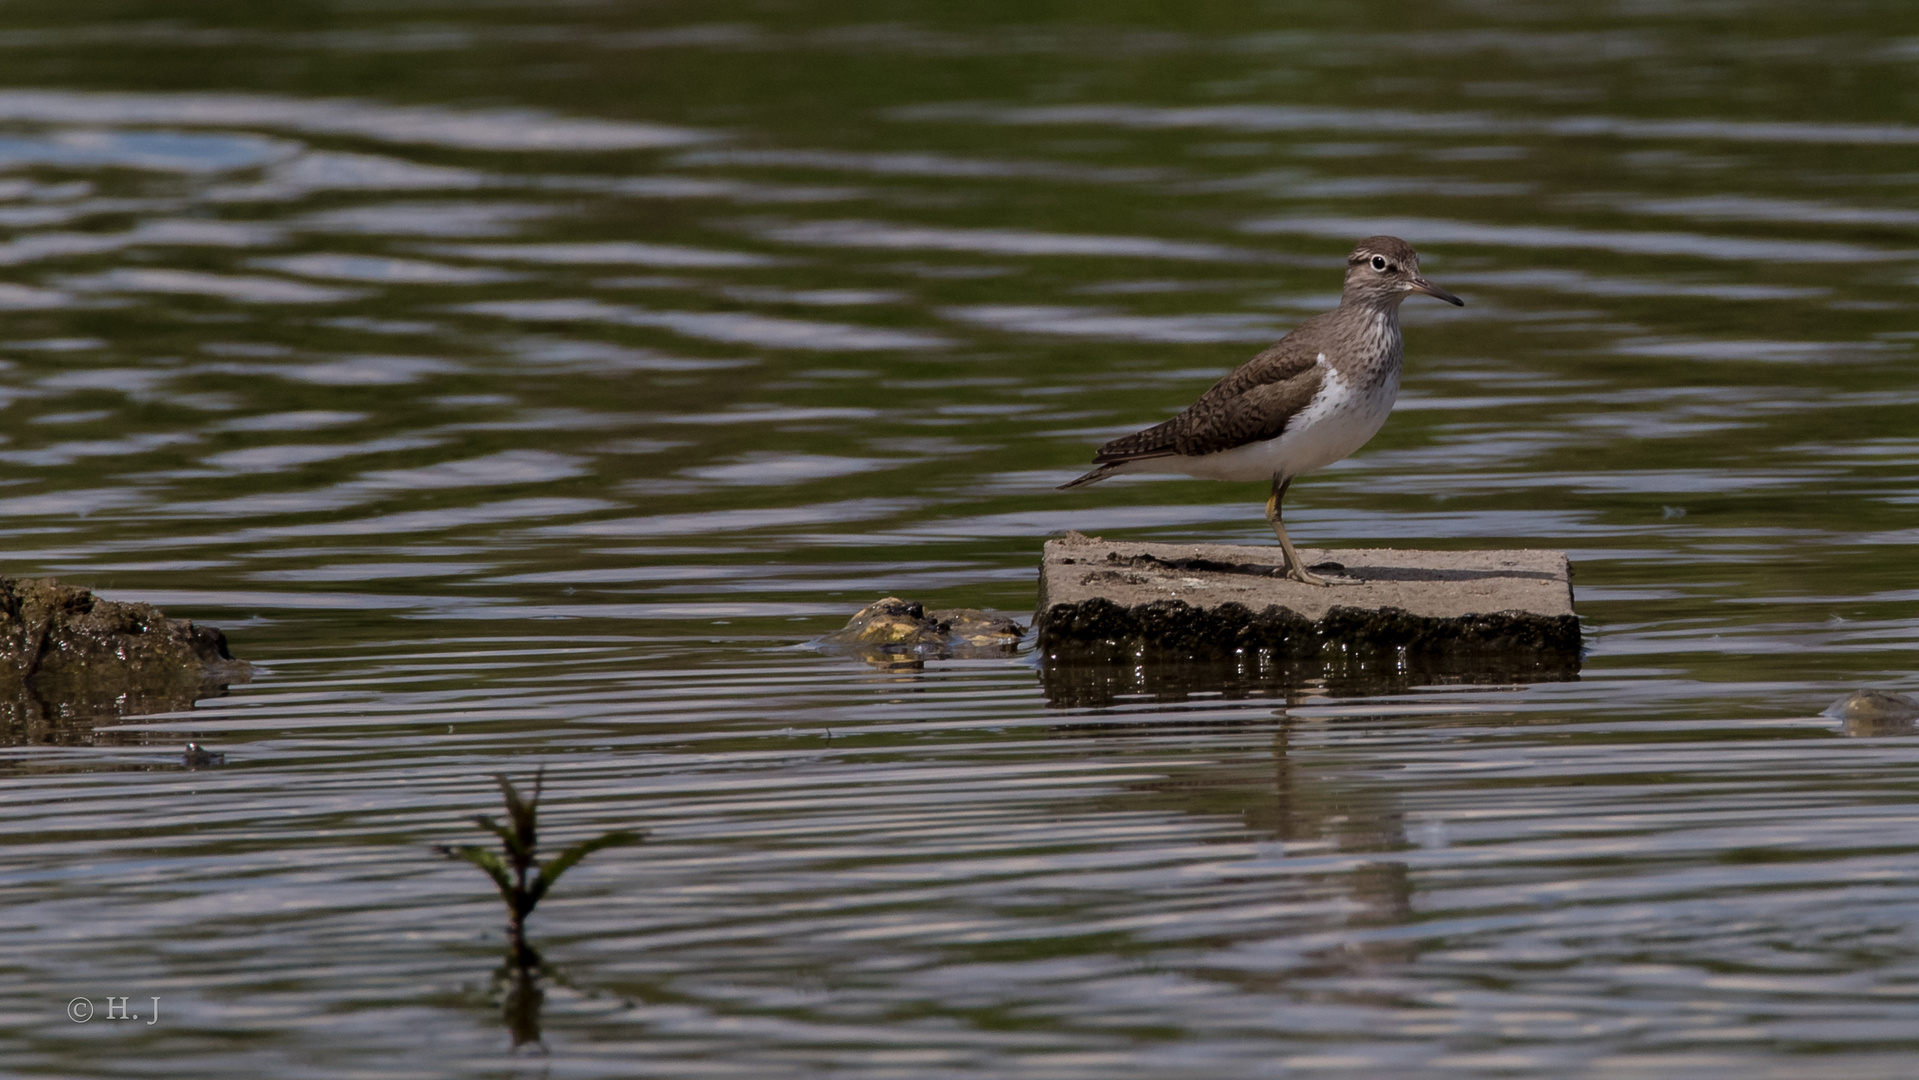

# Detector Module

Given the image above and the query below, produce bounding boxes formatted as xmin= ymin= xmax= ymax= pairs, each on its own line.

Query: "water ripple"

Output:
xmin=3 ymin=9 xmax=1919 ymax=1077
xmin=755 ymin=218 xmax=1267 ymax=261
xmin=1243 ymin=215 xmax=1907 ymax=263
xmin=0 ymin=88 xmax=714 ymax=151
xmin=452 ymin=299 xmax=951 ymax=351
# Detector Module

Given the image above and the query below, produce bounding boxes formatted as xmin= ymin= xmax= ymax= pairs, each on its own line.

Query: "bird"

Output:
xmin=1059 ymin=235 xmax=1463 ymax=586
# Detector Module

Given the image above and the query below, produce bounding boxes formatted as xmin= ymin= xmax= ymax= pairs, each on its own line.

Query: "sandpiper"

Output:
xmin=1060 ymin=235 xmax=1463 ymax=586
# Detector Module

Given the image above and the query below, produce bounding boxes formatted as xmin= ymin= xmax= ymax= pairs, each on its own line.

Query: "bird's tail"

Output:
xmin=1058 ymin=464 xmax=1120 ymax=491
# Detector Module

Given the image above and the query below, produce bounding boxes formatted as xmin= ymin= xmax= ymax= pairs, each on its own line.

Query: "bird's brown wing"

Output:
xmin=1093 ymin=331 xmax=1326 ymax=464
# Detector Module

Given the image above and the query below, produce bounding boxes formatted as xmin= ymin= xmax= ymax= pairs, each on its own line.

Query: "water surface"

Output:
xmin=3 ymin=2 xmax=1919 ymax=1076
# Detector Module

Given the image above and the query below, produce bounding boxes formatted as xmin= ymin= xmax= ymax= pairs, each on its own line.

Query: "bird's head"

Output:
xmin=1342 ymin=235 xmax=1463 ymax=309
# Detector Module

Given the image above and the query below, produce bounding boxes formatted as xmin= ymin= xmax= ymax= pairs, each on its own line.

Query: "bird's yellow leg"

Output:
xmin=1265 ymin=476 xmax=1327 ymax=587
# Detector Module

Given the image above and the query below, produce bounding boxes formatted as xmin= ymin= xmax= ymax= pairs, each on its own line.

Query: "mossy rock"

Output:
xmin=0 ymin=577 xmax=250 ymax=745
xmin=818 ymin=597 xmax=1025 ymax=667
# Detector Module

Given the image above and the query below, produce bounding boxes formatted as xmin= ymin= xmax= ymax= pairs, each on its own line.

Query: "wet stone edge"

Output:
xmin=1036 ymin=597 xmax=1582 ymax=666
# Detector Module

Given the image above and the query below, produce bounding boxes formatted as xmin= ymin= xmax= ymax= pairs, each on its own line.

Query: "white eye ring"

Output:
xmin=1370 ymin=255 xmax=1389 ymax=272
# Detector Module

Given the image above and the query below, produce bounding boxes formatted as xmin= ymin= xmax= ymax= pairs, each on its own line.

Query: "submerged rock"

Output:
xmin=1824 ymin=689 xmax=1919 ymax=736
xmin=818 ymin=597 xmax=1025 ymax=665
xmin=0 ymin=577 xmax=251 ymax=745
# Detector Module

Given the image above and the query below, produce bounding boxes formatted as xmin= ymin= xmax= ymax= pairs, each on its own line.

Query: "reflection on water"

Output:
xmin=1038 ymin=652 xmax=1580 ymax=709
xmin=0 ymin=679 xmax=239 ymax=748
xmin=1109 ymin=721 xmax=1418 ymax=954
xmin=0 ymin=1 xmax=1918 ymax=1075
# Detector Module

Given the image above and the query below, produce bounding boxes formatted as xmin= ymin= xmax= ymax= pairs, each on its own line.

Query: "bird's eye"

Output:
xmin=1370 ymin=255 xmax=1388 ymax=272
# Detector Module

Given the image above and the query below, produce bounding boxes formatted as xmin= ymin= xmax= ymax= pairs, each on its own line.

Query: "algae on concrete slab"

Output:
xmin=1034 ymin=534 xmax=1580 ymax=676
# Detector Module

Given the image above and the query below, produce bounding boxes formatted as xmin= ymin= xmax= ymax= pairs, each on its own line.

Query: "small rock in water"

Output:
xmin=938 ymin=608 xmax=1028 ymax=648
xmin=818 ymin=597 xmax=1024 ymax=665
xmin=819 ymin=597 xmax=946 ymax=649
xmin=1 ymin=576 xmax=252 ymax=745
xmin=1823 ymin=689 xmax=1919 ymax=736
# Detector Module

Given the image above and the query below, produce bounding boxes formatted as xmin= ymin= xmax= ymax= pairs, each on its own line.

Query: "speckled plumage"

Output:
xmin=1062 ymin=235 xmax=1459 ymax=487
xmin=1060 ymin=235 xmax=1463 ymax=584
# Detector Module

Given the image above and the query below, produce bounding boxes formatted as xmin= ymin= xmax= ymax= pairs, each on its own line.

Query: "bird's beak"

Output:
xmin=1409 ymin=275 xmax=1464 ymax=306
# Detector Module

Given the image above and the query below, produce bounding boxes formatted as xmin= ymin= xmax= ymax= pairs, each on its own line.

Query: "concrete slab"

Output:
xmin=1036 ymin=532 xmax=1579 ymax=668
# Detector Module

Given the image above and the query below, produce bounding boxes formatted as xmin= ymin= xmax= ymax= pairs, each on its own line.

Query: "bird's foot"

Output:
xmin=1284 ymin=566 xmax=1329 ymax=587
xmin=1285 ymin=562 xmax=1361 ymax=587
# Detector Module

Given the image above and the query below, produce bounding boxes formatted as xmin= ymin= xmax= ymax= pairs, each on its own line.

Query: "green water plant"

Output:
xmin=435 ymin=768 xmax=643 ymax=970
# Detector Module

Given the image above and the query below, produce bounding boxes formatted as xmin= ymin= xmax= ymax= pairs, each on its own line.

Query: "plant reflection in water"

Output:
xmin=435 ymin=769 xmax=644 ymax=1049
